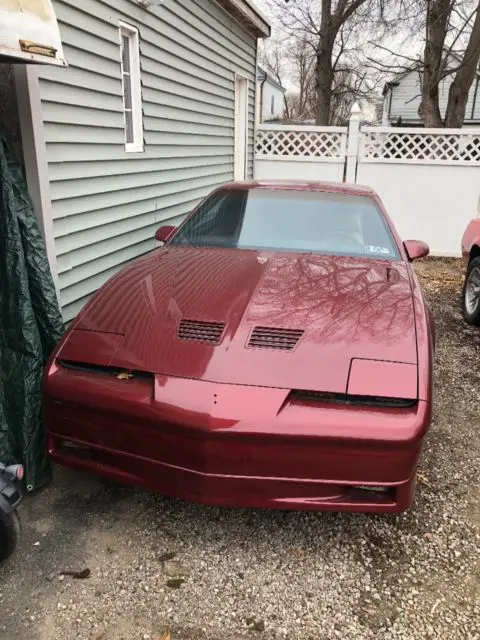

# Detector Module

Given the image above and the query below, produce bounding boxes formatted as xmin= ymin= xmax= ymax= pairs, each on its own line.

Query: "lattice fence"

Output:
xmin=255 ymin=128 xmax=347 ymax=159
xmin=360 ymin=130 xmax=480 ymax=163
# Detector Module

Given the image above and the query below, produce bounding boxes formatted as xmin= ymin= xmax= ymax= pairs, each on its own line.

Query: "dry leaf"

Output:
xmin=430 ymin=599 xmax=442 ymax=615
xmin=417 ymin=472 xmax=432 ymax=488
xmin=154 ymin=630 xmax=171 ymax=640
xmin=117 ymin=371 xmax=134 ymax=380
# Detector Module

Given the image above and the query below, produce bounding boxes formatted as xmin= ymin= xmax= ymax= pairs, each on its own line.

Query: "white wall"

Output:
xmin=259 ymin=78 xmax=284 ymax=121
xmin=357 ymin=163 xmax=480 ymax=256
xmin=255 ymin=158 xmax=345 ymax=182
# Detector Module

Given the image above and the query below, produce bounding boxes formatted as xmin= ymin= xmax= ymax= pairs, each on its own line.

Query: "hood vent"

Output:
xmin=178 ymin=319 xmax=225 ymax=344
xmin=248 ymin=326 xmax=304 ymax=351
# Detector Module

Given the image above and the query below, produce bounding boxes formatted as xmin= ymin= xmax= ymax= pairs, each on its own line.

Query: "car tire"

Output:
xmin=462 ymin=257 xmax=480 ymax=325
xmin=0 ymin=509 xmax=20 ymax=564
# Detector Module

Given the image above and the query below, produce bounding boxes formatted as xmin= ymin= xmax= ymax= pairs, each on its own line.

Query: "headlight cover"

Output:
xmin=347 ymin=359 xmax=417 ymax=401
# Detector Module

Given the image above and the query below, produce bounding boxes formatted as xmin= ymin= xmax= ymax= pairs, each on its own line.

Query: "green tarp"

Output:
xmin=0 ymin=127 xmax=63 ymax=491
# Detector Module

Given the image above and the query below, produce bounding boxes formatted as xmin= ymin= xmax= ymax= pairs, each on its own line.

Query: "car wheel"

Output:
xmin=463 ymin=257 xmax=480 ymax=325
xmin=0 ymin=510 xmax=20 ymax=564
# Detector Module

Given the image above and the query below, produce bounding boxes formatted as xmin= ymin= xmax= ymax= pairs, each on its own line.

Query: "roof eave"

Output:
xmin=216 ymin=0 xmax=271 ymax=38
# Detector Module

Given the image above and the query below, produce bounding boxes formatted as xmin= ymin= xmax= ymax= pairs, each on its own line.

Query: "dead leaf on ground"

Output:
xmin=417 ymin=472 xmax=432 ymax=488
xmin=166 ymin=577 xmax=186 ymax=589
xmin=246 ymin=617 xmax=265 ymax=633
xmin=163 ymin=559 xmax=189 ymax=578
xmin=154 ymin=630 xmax=171 ymax=640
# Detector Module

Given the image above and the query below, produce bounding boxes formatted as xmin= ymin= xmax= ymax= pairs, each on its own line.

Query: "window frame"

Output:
xmin=119 ymin=21 xmax=143 ymax=153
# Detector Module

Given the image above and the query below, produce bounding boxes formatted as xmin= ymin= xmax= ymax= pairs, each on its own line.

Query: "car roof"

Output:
xmin=222 ymin=179 xmax=376 ymax=197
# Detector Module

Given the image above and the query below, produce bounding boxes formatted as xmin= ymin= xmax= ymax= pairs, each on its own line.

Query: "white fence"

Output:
xmin=255 ymin=125 xmax=348 ymax=182
xmin=254 ymin=114 xmax=480 ymax=256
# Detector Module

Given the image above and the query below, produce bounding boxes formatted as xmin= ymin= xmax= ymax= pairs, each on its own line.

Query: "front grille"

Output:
xmin=177 ymin=319 xmax=225 ymax=344
xmin=291 ymin=390 xmax=417 ymax=408
xmin=248 ymin=326 xmax=304 ymax=350
xmin=57 ymin=360 xmax=153 ymax=380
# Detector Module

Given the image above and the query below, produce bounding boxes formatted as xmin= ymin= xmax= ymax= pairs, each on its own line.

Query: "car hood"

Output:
xmin=64 ymin=247 xmax=417 ymax=392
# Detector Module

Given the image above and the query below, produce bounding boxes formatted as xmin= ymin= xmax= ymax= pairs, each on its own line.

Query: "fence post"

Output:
xmin=346 ymin=103 xmax=361 ymax=183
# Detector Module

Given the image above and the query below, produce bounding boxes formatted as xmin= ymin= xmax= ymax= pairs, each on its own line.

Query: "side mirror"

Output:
xmin=404 ymin=240 xmax=429 ymax=261
xmin=155 ymin=225 xmax=176 ymax=244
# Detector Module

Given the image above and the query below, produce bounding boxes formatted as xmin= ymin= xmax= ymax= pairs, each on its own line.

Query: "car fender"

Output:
xmin=461 ymin=219 xmax=480 ymax=264
xmin=410 ymin=277 xmax=435 ymax=403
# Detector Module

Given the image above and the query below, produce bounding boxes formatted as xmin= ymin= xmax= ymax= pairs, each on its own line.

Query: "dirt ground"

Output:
xmin=0 ymin=258 xmax=479 ymax=640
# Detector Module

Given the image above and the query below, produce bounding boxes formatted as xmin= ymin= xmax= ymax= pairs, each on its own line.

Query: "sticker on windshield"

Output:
xmin=365 ymin=245 xmax=392 ymax=255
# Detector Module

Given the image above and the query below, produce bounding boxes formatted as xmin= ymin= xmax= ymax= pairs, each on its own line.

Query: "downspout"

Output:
xmin=260 ymin=75 xmax=267 ymax=124
xmin=471 ymin=77 xmax=479 ymax=122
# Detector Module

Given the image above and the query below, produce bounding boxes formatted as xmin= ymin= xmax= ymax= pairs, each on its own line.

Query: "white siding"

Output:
xmin=388 ymin=69 xmax=480 ymax=125
xmin=40 ymin=0 xmax=258 ymax=321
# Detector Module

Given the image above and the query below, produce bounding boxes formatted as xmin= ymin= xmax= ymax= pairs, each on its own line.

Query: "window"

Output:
xmin=119 ymin=22 xmax=143 ymax=152
xmin=271 ymin=95 xmax=275 ymax=115
xmin=170 ymin=188 xmax=400 ymax=260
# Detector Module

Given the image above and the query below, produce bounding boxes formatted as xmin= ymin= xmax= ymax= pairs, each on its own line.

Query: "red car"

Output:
xmin=43 ymin=181 xmax=435 ymax=514
xmin=461 ymin=217 xmax=480 ymax=325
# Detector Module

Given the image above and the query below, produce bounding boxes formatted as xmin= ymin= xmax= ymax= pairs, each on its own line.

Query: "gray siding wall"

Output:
xmin=40 ymin=0 xmax=257 ymax=321
xmin=388 ymin=69 xmax=480 ymax=124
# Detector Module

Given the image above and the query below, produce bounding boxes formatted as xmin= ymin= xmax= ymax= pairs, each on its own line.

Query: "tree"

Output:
xmin=259 ymin=39 xmax=292 ymax=118
xmin=266 ymin=0 xmax=408 ymax=125
xmin=444 ymin=3 xmax=480 ymax=126
xmin=419 ymin=0 xmax=452 ymax=126
xmin=419 ymin=0 xmax=480 ymax=127
xmin=267 ymin=0 xmax=373 ymax=124
xmin=367 ymin=0 xmax=480 ymax=127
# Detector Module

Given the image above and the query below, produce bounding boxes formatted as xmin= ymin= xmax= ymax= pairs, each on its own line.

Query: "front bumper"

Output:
xmin=44 ymin=363 xmax=431 ymax=514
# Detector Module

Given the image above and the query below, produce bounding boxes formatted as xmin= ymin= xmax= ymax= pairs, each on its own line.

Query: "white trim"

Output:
xmin=234 ymin=73 xmax=249 ymax=181
xmin=119 ymin=21 xmax=144 ymax=153
xmin=14 ymin=64 xmax=60 ymax=301
xmin=0 ymin=49 xmax=67 ymax=66
xmin=430 ymin=250 xmax=462 ymax=257
xmin=253 ymin=40 xmax=259 ymax=179
xmin=258 ymin=124 xmax=348 ymax=133
xmin=254 ymin=155 xmax=345 ymax=164
xmin=361 ymin=125 xmax=480 ymax=135
xmin=358 ymin=158 xmax=480 ymax=167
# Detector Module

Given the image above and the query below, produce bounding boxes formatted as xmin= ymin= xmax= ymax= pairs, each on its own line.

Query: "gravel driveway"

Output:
xmin=1 ymin=258 xmax=479 ymax=640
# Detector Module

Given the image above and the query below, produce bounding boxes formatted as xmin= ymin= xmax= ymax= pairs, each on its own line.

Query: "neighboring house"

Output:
xmin=382 ymin=59 xmax=480 ymax=127
xmin=256 ymin=65 xmax=285 ymax=122
xmin=3 ymin=0 xmax=270 ymax=322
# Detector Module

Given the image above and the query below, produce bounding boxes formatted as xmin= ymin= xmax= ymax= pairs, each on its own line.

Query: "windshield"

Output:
xmin=170 ymin=188 xmax=400 ymax=260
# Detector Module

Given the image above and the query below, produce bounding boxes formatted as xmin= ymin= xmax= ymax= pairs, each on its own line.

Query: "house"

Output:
xmin=1 ymin=0 xmax=270 ymax=322
xmin=382 ymin=59 xmax=480 ymax=127
xmin=256 ymin=64 xmax=286 ymax=122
